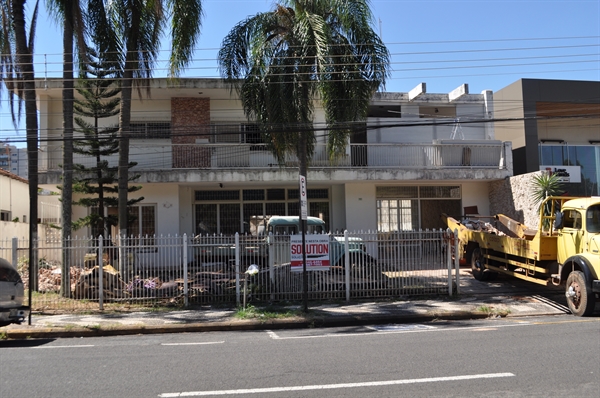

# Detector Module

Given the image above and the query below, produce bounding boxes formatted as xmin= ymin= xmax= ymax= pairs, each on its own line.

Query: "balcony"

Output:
xmin=40 ymin=141 xmax=508 ymax=172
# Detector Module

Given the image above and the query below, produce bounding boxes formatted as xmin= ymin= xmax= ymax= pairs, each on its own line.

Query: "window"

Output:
xmin=211 ymin=123 xmax=263 ymax=145
xmin=587 ymin=205 xmax=600 ymax=233
xmin=107 ymin=205 xmax=156 ymax=246
xmin=563 ymin=210 xmax=582 ymax=230
xmin=130 ymin=122 xmax=170 ymax=139
xmin=0 ymin=211 xmax=11 ymax=221
xmin=376 ymin=186 xmax=461 ymax=230
xmin=194 ymin=188 xmax=330 ymax=234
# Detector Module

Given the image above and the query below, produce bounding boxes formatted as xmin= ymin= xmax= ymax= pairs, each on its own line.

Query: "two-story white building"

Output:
xmin=36 ymin=78 xmax=511 ymax=238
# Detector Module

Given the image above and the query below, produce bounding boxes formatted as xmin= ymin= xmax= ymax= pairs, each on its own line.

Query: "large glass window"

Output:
xmin=376 ymin=186 xmax=461 ymax=231
xmin=539 ymin=144 xmax=600 ymax=196
xmin=194 ymin=188 xmax=330 ymax=234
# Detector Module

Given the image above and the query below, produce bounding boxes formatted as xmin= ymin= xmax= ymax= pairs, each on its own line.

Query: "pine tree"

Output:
xmin=71 ymin=51 xmax=143 ymax=238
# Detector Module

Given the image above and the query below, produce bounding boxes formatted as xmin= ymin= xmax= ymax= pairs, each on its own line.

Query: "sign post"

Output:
xmin=299 ymin=175 xmax=308 ymax=312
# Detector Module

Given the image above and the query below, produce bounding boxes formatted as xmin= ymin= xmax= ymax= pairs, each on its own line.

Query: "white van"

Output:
xmin=0 ymin=257 xmax=29 ymax=327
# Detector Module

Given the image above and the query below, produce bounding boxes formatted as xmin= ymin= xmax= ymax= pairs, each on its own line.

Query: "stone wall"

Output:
xmin=489 ymin=171 xmax=542 ymax=229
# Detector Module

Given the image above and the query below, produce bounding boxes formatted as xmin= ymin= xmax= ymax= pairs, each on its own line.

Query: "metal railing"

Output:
xmin=1 ymin=229 xmax=460 ymax=312
xmin=40 ymin=142 xmax=507 ymax=171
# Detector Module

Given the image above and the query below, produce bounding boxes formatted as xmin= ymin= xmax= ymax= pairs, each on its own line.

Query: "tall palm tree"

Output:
xmin=105 ymin=0 xmax=204 ymax=237
xmin=218 ymin=0 xmax=390 ymax=178
xmin=45 ymin=0 xmax=87 ymax=297
xmin=1 ymin=0 xmax=39 ymax=301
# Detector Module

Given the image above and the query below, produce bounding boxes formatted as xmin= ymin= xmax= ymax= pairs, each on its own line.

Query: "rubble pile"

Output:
xmin=21 ymin=266 xmax=84 ymax=292
xmin=189 ymin=271 xmax=236 ymax=298
xmin=463 ymin=219 xmax=506 ymax=236
xmin=72 ymin=265 xmax=127 ymax=299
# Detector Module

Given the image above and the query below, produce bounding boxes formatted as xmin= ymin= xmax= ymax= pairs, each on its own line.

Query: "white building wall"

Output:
xmin=461 ymin=182 xmax=491 ymax=217
xmin=0 ymin=175 xmax=29 ymax=222
xmin=134 ymin=183 xmax=180 ymax=236
xmin=344 ymin=183 xmax=377 ymax=233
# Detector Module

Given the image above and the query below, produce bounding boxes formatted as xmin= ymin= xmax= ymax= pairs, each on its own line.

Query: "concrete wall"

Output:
xmin=344 ymin=183 xmax=377 ymax=232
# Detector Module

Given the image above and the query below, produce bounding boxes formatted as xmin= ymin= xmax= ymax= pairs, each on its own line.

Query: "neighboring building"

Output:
xmin=494 ymin=78 xmax=600 ymax=196
xmin=0 ymin=169 xmax=29 ymax=223
xmin=0 ymin=144 xmax=28 ymax=179
xmin=36 ymin=78 xmax=511 ymax=243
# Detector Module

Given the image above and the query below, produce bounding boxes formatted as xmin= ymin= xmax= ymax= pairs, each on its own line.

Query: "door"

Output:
xmin=557 ymin=209 xmax=584 ymax=263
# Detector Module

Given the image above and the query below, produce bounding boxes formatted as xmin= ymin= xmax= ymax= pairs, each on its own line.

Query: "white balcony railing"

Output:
xmin=41 ymin=142 xmax=507 ymax=171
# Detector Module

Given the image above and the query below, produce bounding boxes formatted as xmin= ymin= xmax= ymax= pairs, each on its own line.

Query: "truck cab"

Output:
xmin=554 ymin=197 xmax=600 ymax=315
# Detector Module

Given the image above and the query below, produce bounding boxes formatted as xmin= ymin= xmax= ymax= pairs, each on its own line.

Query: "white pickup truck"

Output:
xmin=0 ymin=257 xmax=29 ymax=327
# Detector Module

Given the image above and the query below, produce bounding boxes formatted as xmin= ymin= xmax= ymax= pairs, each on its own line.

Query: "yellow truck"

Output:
xmin=445 ymin=196 xmax=600 ymax=316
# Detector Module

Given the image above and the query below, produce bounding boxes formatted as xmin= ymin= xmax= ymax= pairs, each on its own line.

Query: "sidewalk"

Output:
xmin=1 ymin=270 xmax=582 ymax=339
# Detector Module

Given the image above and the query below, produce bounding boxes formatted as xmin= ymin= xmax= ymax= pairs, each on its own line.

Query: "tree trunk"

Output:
xmin=118 ymin=15 xmax=141 ymax=271
xmin=61 ymin=21 xmax=74 ymax=298
xmin=12 ymin=0 xmax=39 ymax=294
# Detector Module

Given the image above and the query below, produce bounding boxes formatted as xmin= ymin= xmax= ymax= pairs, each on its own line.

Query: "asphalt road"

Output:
xmin=1 ymin=315 xmax=598 ymax=398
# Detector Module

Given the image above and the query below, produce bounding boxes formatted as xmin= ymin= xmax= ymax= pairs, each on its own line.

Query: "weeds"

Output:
xmin=234 ymin=305 xmax=304 ymax=322
xmin=477 ymin=305 xmax=511 ymax=317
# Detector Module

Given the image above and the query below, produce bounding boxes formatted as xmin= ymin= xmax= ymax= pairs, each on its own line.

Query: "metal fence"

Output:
xmin=0 ymin=229 xmax=460 ymax=312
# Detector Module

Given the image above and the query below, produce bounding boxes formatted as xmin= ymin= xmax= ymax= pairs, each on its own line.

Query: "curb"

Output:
xmin=3 ymin=311 xmax=494 ymax=339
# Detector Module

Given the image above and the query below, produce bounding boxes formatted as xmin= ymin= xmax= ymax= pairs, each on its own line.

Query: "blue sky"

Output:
xmin=1 ymin=0 xmax=599 ymax=146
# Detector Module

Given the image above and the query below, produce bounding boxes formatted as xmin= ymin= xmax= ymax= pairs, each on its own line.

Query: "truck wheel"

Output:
xmin=565 ymin=271 xmax=595 ymax=316
xmin=471 ymin=248 xmax=489 ymax=281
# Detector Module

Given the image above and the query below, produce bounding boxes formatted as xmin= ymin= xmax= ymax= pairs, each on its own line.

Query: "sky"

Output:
xmin=1 ymin=0 xmax=599 ymax=147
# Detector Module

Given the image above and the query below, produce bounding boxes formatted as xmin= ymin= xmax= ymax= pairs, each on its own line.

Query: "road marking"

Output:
xmin=367 ymin=324 xmax=436 ymax=332
xmin=266 ymin=322 xmax=532 ymax=340
xmin=161 ymin=341 xmax=224 ymax=346
xmin=159 ymin=372 xmax=515 ymax=397
xmin=33 ymin=345 xmax=95 ymax=349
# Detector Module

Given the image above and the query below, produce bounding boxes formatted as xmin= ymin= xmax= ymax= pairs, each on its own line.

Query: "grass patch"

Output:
xmin=234 ymin=305 xmax=304 ymax=322
xmin=477 ymin=305 xmax=511 ymax=317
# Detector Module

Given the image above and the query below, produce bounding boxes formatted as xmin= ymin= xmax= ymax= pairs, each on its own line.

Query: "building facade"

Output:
xmin=494 ymin=78 xmax=600 ymax=196
xmin=0 ymin=145 xmax=28 ymax=179
xmin=36 ymin=78 xmax=511 ymax=242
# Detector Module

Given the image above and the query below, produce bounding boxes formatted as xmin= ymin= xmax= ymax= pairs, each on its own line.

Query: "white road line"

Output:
xmin=159 ymin=372 xmax=515 ymax=397
xmin=266 ymin=322 xmax=532 ymax=340
xmin=33 ymin=345 xmax=95 ymax=349
xmin=161 ymin=341 xmax=225 ymax=346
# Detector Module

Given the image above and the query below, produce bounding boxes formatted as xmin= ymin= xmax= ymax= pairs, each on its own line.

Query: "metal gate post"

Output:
xmin=235 ymin=233 xmax=240 ymax=306
xmin=98 ymin=236 xmax=104 ymax=310
xmin=454 ymin=229 xmax=460 ymax=295
xmin=345 ymin=230 xmax=350 ymax=301
xmin=183 ymin=234 xmax=188 ymax=307
xmin=12 ymin=237 xmax=18 ymax=268
xmin=447 ymin=230 xmax=452 ymax=296
xmin=269 ymin=232 xmax=274 ymax=301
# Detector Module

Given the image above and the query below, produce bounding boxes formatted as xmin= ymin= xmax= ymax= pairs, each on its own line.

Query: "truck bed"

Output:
xmin=445 ymin=214 xmax=558 ymax=262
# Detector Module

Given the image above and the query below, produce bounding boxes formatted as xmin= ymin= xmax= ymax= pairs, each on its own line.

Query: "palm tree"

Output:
xmin=218 ymin=0 xmax=390 ymax=179
xmin=104 ymin=0 xmax=204 ymax=237
xmin=531 ymin=171 xmax=564 ymax=231
xmin=45 ymin=0 xmax=87 ymax=297
xmin=1 ymin=0 xmax=40 ymax=301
